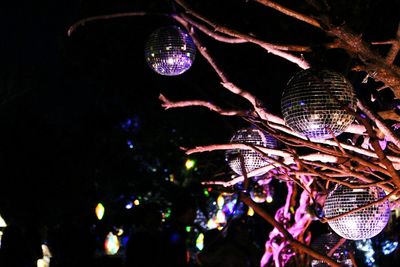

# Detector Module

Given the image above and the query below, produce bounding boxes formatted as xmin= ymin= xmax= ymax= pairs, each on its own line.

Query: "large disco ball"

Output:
xmin=145 ymin=26 xmax=196 ymax=76
xmin=311 ymin=232 xmax=352 ymax=267
xmin=225 ymin=128 xmax=278 ymax=177
xmin=281 ymin=69 xmax=356 ymax=140
xmin=324 ymin=184 xmax=390 ymax=240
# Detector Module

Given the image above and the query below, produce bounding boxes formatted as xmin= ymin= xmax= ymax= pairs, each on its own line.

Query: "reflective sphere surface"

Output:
xmin=281 ymin=69 xmax=356 ymax=140
xmin=311 ymin=232 xmax=352 ymax=267
xmin=145 ymin=26 xmax=196 ymax=76
xmin=225 ymin=128 xmax=278 ymax=177
xmin=324 ymin=184 xmax=390 ymax=240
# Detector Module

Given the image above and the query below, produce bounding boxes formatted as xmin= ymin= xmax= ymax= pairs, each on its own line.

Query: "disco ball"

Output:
xmin=281 ymin=69 xmax=356 ymax=140
xmin=225 ymin=128 xmax=278 ymax=177
xmin=324 ymin=184 xmax=390 ymax=240
xmin=311 ymin=232 xmax=352 ymax=267
xmin=145 ymin=26 xmax=196 ymax=76
xmin=250 ymin=183 xmax=268 ymax=203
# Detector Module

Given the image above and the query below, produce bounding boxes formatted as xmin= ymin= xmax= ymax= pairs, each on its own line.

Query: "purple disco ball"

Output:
xmin=225 ymin=128 xmax=278 ymax=177
xmin=145 ymin=26 xmax=196 ymax=76
xmin=324 ymin=184 xmax=390 ymax=240
xmin=281 ymin=69 xmax=356 ymax=140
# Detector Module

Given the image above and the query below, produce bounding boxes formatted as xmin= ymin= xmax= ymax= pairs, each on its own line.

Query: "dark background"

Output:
xmin=0 ymin=0 xmax=399 ymax=251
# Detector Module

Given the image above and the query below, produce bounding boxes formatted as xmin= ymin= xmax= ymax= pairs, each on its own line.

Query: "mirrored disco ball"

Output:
xmin=311 ymin=232 xmax=352 ymax=267
xmin=281 ymin=69 xmax=356 ymax=140
xmin=250 ymin=183 xmax=268 ymax=203
xmin=225 ymin=128 xmax=278 ymax=177
xmin=145 ymin=26 xmax=196 ymax=76
xmin=324 ymin=184 xmax=390 ymax=240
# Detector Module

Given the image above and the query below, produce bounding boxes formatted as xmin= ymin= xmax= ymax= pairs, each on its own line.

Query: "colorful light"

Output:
xmin=104 ymin=232 xmax=120 ymax=255
xmin=217 ymin=195 xmax=225 ymax=208
xmin=125 ymin=202 xmax=133 ymax=209
xmin=247 ymin=207 xmax=255 ymax=216
xmin=95 ymin=203 xmax=105 ymax=220
xmin=134 ymin=199 xmax=140 ymax=206
xmin=185 ymin=159 xmax=196 ymax=170
xmin=0 ymin=214 xmax=6 ymax=227
xmin=196 ymin=233 xmax=204 ymax=251
xmin=216 ymin=210 xmax=226 ymax=224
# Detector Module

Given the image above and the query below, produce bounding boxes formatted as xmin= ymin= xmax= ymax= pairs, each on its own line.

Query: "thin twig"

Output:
xmin=67 ymin=12 xmax=161 ymax=36
xmin=159 ymin=94 xmax=246 ymax=116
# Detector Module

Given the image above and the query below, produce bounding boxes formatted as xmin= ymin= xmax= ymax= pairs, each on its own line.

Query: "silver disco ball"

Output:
xmin=324 ymin=184 xmax=390 ymax=240
xmin=311 ymin=232 xmax=352 ymax=267
xmin=225 ymin=128 xmax=278 ymax=177
xmin=145 ymin=26 xmax=196 ymax=76
xmin=281 ymin=69 xmax=356 ymax=140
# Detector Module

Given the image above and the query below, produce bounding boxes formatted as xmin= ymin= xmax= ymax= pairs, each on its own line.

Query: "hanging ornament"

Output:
xmin=324 ymin=183 xmax=390 ymax=240
xmin=145 ymin=26 xmax=196 ymax=76
xmin=281 ymin=69 xmax=356 ymax=140
xmin=310 ymin=232 xmax=352 ymax=267
xmin=225 ymin=128 xmax=278 ymax=177
xmin=250 ymin=183 xmax=271 ymax=203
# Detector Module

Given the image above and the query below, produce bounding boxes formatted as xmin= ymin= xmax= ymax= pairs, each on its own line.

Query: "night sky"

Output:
xmin=0 ymin=0 xmax=399 ymax=227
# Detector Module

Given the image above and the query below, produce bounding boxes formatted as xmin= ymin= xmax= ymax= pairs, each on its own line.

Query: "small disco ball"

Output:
xmin=311 ymin=232 xmax=352 ymax=267
xmin=250 ymin=183 xmax=268 ymax=203
xmin=324 ymin=184 xmax=390 ymax=240
xmin=145 ymin=26 xmax=196 ymax=76
xmin=225 ymin=128 xmax=278 ymax=177
xmin=281 ymin=69 xmax=356 ymax=140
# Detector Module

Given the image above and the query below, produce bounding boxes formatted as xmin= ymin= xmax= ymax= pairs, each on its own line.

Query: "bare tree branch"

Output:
xmin=159 ymin=94 xmax=246 ymax=116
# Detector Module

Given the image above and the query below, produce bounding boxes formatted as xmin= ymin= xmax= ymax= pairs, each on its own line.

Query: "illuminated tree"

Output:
xmin=68 ymin=0 xmax=400 ymax=266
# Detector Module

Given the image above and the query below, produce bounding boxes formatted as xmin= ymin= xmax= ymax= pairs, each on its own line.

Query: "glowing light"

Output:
xmin=247 ymin=207 xmax=255 ymax=216
xmin=186 ymin=226 xmax=191 ymax=232
xmin=104 ymin=232 xmax=120 ymax=255
xmin=133 ymin=199 xmax=140 ymax=206
xmin=216 ymin=210 xmax=226 ymax=224
xmin=196 ymin=233 xmax=204 ymax=251
xmin=125 ymin=202 xmax=133 ymax=209
xmin=203 ymin=189 xmax=209 ymax=197
xmin=382 ymin=240 xmax=398 ymax=255
xmin=117 ymin=228 xmax=124 ymax=236
xmin=266 ymin=195 xmax=273 ymax=203
xmin=207 ymin=218 xmax=218 ymax=230
xmin=185 ymin=159 xmax=195 ymax=170
xmin=37 ymin=244 xmax=51 ymax=267
xmin=169 ymin=174 xmax=175 ymax=182
xmin=0 ymin=214 xmax=6 ymax=227
xmin=217 ymin=195 xmax=225 ymax=208
xmin=95 ymin=203 xmax=105 ymax=220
